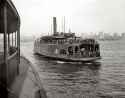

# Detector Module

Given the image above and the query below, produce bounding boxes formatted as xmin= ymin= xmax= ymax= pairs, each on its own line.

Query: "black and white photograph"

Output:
xmin=0 ymin=0 xmax=125 ymax=98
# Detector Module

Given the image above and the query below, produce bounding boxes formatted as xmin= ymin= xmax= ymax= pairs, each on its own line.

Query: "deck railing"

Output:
xmin=7 ymin=48 xmax=19 ymax=86
xmin=0 ymin=46 xmax=19 ymax=87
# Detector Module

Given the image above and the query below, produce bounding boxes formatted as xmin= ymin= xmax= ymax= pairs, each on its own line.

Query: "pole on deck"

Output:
xmin=4 ymin=0 xmax=7 ymax=65
xmin=15 ymin=32 xmax=16 ymax=47
xmin=12 ymin=32 xmax=13 ymax=46
xmin=3 ymin=1 xmax=8 ymax=97
xmin=17 ymin=28 xmax=20 ymax=74
xmin=8 ymin=33 xmax=10 ymax=55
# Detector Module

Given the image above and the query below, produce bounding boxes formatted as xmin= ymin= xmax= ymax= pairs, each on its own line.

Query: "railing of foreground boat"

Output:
xmin=21 ymin=56 xmax=47 ymax=98
xmin=0 ymin=55 xmax=47 ymax=98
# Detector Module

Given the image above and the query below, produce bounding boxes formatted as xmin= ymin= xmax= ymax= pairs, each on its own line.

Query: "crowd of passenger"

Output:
xmin=60 ymin=45 xmax=100 ymax=57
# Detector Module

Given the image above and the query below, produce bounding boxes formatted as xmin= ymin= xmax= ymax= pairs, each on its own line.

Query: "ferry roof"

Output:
xmin=0 ymin=0 xmax=20 ymax=34
xmin=41 ymin=35 xmax=66 ymax=40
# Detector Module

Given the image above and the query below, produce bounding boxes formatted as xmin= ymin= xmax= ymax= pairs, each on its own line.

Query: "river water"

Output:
xmin=21 ymin=38 xmax=125 ymax=98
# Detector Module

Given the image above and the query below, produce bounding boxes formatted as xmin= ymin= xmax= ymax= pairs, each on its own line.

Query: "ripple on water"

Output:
xmin=21 ymin=40 xmax=125 ymax=98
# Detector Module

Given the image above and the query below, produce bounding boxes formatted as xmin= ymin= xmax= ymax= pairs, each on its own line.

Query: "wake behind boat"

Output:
xmin=34 ymin=17 xmax=101 ymax=62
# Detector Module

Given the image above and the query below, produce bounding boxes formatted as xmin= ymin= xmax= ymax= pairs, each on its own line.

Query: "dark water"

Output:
xmin=21 ymin=39 xmax=125 ymax=98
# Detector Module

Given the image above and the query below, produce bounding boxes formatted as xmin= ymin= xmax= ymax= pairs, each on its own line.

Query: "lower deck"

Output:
xmin=34 ymin=43 xmax=101 ymax=62
xmin=35 ymin=52 xmax=101 ymax=62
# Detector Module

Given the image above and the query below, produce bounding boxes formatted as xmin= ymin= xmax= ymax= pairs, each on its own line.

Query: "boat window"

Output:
xmin=0 ymin=32 xmax=18 ymax=61
xmin=75 ymin=46 xmax=79 ymax=53
xmin=9 ymin=32 xmax=17 ymax=55
xmin=68 ymin=46 xmax=73 ymax=55
xmin=95 ymin=44 xmax=99 ymax=51
xmin=57 ymin=40 xmax=62 ymax=44
xmin=60 ymin=49 xmax=66 ymax=55
xmin=80 ymin=44 xmax=86 ymax=50
xmin=60 ymin=40 xmax=61 ymax=44
xmin=0 ymin=34 xmax=4 ymax=64
xmin=57 ymin=40 xmax=59 ymax=44
xmin=40 ymin=39 xmax=43 ymax=43
xmin=62 ymin=40 xmax=64 ymax=43
xmin=0 ymin=34 xmax=3 ymax=52
xmin=90 ymin=44 xmax=94 ymax=51
xmin=52 ymin=40 xmax=54 ymax=43
xmin=61 ymin=40 xmax=63 ymax=44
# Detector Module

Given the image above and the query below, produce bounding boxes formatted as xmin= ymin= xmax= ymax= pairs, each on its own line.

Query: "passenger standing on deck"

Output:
xmin=81 ymin=48 xmax=85 ymax=56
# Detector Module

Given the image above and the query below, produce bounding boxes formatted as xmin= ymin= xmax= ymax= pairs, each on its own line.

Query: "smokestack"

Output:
xmin=53 ymin=17 xmax=57 ymax=35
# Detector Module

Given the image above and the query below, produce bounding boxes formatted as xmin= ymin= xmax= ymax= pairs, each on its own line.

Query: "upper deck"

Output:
xmin=36 ymin=34 xmax=99 ymax=46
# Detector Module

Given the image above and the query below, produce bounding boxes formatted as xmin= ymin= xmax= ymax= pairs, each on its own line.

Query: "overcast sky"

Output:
xmin=12 ymin=0 xmax=125 ymax=36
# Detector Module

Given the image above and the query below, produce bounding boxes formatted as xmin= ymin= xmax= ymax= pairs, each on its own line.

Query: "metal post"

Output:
xmin=18 ymin=29 xmax=20 ymax=62
xmin=17 ymin=28 xmax=20 ymax=75
xmin=4 ymin=1 xmax=7 ymax=64
xmin=8 ymin=33 xmax=10 ymax=55
xmin=94 ymin=45 xmax=95 ymax=57
xmin=15 ymin=32 xmax=16 ymax=47
xmin=64 ymin=16 xmax=65 ymax=33
xmin=3 ymin=1 xmax=8 ymax=96
xmin=12 ymin=32 xmax=13 ymax=46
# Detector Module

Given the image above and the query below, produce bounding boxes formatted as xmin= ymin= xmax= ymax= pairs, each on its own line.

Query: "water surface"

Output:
xmin=21 ymin=39 xmax=125 ymax=98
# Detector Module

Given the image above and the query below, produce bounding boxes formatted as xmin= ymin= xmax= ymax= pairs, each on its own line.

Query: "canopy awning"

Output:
xmin=0 ymin=0 xmax=20 ymax=33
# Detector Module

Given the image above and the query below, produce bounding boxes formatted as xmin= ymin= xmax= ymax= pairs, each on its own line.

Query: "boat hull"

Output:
xmin=34 ymin=52 xmax=101 ymax=62
xmin=34 ymin=41 xmax=101 ymax=63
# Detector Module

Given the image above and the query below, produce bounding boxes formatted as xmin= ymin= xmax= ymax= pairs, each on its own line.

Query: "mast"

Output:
xmin=61 ymin=17 xmax=63 ymax=33
xmin=64 ymin=16 xmax=65 ymax=33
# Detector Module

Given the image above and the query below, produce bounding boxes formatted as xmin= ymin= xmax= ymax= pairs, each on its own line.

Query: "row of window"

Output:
xmin=0 ymin=32 xmax=18 ymax=54
xmin=40 ymin=39 xmax=97 ymax=45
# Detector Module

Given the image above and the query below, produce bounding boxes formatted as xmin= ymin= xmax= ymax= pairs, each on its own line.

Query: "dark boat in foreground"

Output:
xmin=34 ymin=17 xmax=101 ymax=62
xmin=0 ymin=0 xmax=47 ymax=97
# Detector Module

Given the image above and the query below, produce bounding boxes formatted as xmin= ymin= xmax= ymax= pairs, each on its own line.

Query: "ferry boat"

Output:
xmin=34 ymin=17 xmax=101 ymax=62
